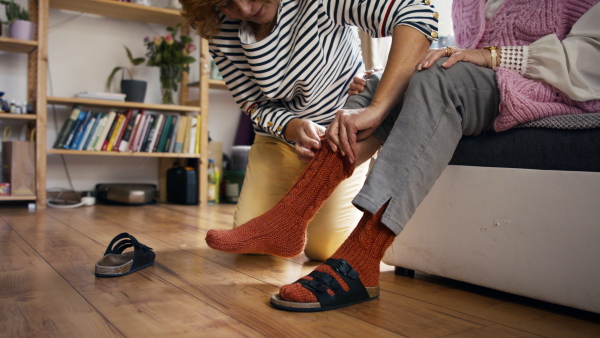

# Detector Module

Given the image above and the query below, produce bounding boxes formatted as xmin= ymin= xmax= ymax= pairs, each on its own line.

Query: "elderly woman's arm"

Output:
xmin=419 ymin=3 xmax=600 ymax=101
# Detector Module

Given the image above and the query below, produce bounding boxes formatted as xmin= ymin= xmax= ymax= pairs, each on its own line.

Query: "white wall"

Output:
xmin=1 ymin=0 xmax=240 ymax=191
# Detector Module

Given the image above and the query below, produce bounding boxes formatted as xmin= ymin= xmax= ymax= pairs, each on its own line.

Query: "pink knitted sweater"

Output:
xmin=452 ymin=0 xmax=600 ymax=131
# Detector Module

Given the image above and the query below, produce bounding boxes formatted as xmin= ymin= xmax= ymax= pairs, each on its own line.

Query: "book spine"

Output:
xmin=187 ymin=116 xmax=197 ymax=154
xmin=150 ymin=114 xmax=166 ymax=153
xmin=130 ymin=113 xmax=149 ymax=152
xmin=87 ymin=114 xmax=107 ymax=151
xmin=106 ymin=113 xmax=126 ymax=151
xmin=113 ymin=109 xmax=134 ymax=152
xmin=166 ymin=115 xmax=180 ymax=153
xmin=174 ymin=115 xmax=188 ymax=153
xmin=139 ymin=115 xmax=156 ymax=152
xmin=78 ymin=115 xmax=97 ymax=150
xmin=62 ymin=110 xmax=87 ymax=149
xmin=94 ymin=111 xmax=116 ymax=151
xmin=119 ymin=113 xmax=141 ymax=152
xmin=195 ymin=114 xmax=201 ymax=154
xmin=82 ymin=114 xmax=102 ymax=151
xmin=101 ymin=112 xmax=121 ymax=151
xmin=157 ymin=115 xmax=174 ymax=152
xmin=53 ymin=106 xmax=81 ymax=149
xmin=70 ymin=111 xmax=93 ymax=150
xmin=142 ymin=115 xmax=160 ymax=152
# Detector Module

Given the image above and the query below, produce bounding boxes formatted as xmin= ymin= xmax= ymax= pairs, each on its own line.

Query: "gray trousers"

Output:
xmin=352 ymin=58 xmax=500 ymax=235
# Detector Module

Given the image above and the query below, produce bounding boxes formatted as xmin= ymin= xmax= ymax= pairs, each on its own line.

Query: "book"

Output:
xmin=156 ymin=114 xmax=174 ymax=152
xmin=61 ymin=110 xmax=87 ymax=149
xmin=187 ymin=115 xmax=197 ymax=154
xmin=174 ymin=115 xmax=188 ymax=153
xmin=150 ymin=114 xmax=169 ymax=153
xmin=100 ymin=112 xmax=121 ymax=151
xmin=70 ymin=111 xmax=93 ymax=150
xmin=195 ymin=115 xmax=202 ymax=154
xmin=87 ymin=113 xmax=107 ymax=151
xmin=106 ymin=112 xmax=126 ymax=151
xmin=166 ymin=115 xmax=180 ymax=153
xmin=77 ymin=114 xmax=98 ymax=150
xmin=139 ymin=114 xmax=157 ymax=152
xmin=182 ymin=116 xmax=191 ymax=155
xmin=76 ymin=91 xmax=126 ymax=101
xmin=130 ymin=113 xmax=149 ymax=152
xmin=113 ymin=109 xmax=134 ymax=151
xmin=81 ymin=113 xmax=102 ymax=151
xmin=94 ymin=111 xmax=116 ymax=151
xmin=119 ymin=111 xmax=142 ymax=152
xmin=53 ymin=106 xmax=81 ymax=149
xmin=141 ymin=114 xmax=161 ymax=152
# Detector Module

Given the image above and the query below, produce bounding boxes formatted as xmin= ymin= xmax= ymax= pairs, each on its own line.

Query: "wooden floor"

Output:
xmin=1 ymin=203 xmax=599 ymax=337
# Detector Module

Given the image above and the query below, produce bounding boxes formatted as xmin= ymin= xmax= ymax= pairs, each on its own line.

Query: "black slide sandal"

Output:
xmin=270 ymin=258 xmax=380 ymax=312
xmin=95 ymin=232 xmax=156 ymax=277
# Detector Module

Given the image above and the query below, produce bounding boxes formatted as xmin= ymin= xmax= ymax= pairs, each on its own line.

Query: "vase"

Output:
xmin=9 ymin=20 xmax=36 ymax=41
xmin=159 ymin=64 xmax=181 ymax=104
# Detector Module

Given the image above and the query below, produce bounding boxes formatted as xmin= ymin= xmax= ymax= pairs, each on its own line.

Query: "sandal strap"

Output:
xmin=299 ymin=258 xmax=370 ymax=308
xmin=104 ymin=233 xmax=153 ymax=256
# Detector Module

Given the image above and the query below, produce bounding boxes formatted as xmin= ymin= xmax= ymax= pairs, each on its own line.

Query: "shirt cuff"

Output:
xmin=499 ymin=46 xmax=528 ymax=74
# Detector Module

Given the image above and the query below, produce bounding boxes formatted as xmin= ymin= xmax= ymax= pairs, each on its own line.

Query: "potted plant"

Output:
xmin=1 ymin=0 xmax=35 ymax=41
xmin=106 ymin=46 xmax=147 ymax=103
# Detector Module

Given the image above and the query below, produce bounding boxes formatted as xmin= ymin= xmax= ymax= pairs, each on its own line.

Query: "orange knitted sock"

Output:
xmin=205 ymin=145 xmax=355 ymax=257
xmin=279 ymin=203 xmax=395 ymax=302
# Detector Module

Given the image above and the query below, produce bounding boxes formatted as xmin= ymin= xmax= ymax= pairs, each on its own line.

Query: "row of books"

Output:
xmin=53 ymin=106 xmax=201 ymax=154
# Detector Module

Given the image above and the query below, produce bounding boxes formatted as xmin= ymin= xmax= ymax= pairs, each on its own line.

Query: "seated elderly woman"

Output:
xmin=205 ymin=0 xmax=600 ymax=312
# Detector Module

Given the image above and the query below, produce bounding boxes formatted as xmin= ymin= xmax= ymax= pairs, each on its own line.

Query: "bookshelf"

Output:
xmin=0 ymin=0 xmax=47 ymax=206
xmin=39 ymin=0 xmax=210 ymax=205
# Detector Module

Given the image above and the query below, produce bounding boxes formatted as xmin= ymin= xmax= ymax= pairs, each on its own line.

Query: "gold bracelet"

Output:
xmin=483 ymin=46 xmax=498 ymax=69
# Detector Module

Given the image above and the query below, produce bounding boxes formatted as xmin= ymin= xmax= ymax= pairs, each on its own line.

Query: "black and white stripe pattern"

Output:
xmin=211 ymin=0 xmax=438 ymax=141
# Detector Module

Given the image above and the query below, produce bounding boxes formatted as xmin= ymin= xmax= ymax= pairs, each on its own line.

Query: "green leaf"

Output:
xmin=132 ymin=57 xmax=145 ymax=66
xmin=183 ymin=56 xmax=196 ymax=64
xmin=106 ymin=67 xmax=124 ymax=91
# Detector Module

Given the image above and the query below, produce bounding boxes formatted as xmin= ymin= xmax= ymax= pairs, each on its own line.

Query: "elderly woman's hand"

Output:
xmin=417 ymin=47 xmax=497 ymax=70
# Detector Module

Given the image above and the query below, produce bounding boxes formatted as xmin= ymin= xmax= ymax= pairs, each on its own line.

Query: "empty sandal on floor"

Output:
xmin=270 ymin=258 xmax=380 ymax=312
xmin=95 ymin=232 xmax=156 ymax=277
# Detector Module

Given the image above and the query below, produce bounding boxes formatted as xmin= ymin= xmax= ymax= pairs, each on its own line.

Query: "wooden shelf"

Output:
xmin=47 ymin=97 xmax=200 ymax=113
xmin=0 ymin=36 xmax=38 ymax=53
xmin=49 ymin=0 xmax=185 ymax=26
xmin=188 ymin=79 xmax=228 ymax=90
xmin=47 ymin=148 xmax=201 ymax=158
xmin=0 ymin=113 xmax=37 ymax=120
xmin=0 ymin=195 xmax=36 ymax=201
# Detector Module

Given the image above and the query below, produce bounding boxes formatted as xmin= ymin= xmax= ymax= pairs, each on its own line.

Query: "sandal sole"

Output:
xmin=270 ymin=286 xmax=380 ymax=312
xmin=94 ymin=252 xmax=154 ymax=277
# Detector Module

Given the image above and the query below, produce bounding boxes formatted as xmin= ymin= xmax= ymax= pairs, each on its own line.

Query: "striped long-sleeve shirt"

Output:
xmin=210 ymin=0 xmax=438 ymax=142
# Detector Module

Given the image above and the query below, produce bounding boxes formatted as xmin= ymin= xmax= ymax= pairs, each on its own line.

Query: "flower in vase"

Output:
xmin=145 ymin=24 xmax=196 ymax=104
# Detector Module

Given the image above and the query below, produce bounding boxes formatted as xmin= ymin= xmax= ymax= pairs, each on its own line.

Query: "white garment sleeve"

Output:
xmin=508 ymin=3 xmax=600 ymax=101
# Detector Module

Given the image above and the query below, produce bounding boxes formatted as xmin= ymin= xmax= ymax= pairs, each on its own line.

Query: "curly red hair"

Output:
xmin=179 ymin=0 xmax=271 ymax=40
xmin=179 ymin=0 xmax=222 ymax=40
